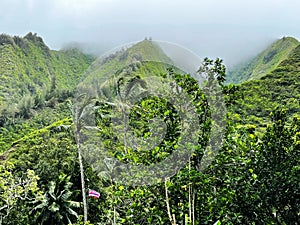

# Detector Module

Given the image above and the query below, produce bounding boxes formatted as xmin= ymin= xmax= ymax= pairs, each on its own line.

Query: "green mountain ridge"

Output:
xmin=0 ymin=32 xmax=94 ymax=120
xmin=227 ymin=36 xmax=299 ymax=84
xmin=230 ymin=42 xmax=300 ymax=130
xmin=1 ymin=33 xmax=298 ymax=151
xmin=81 ymin=39 xmax=174 ymax=83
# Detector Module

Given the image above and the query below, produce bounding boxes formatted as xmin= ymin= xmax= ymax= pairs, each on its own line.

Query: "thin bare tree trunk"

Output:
xmin=192 ymin=189 xmax=195 ymax=225
xmin=122 ymin=109 xmax=127 ymax=154
xmin=113 ymin=206 xmax=116 ymax=225
xmin=77 ymin=132 xmax=88 ymax=222
xmin=188 ymin=159 xmax=192 ymax=224
xmin=165 ymin=179 xmax=176 ymax=225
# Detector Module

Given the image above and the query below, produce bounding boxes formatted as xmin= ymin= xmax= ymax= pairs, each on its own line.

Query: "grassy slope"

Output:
xmin=229 ymin=43 xmax=300 ymax=132
xmin=81 ymin=40 xmax=173 ymax=83
xmin=227 ymin=37 xmax=299 ymax=84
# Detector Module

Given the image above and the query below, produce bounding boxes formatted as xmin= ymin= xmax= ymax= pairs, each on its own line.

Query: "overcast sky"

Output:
xmin=1 ymin=0 xmax=299 ymax=66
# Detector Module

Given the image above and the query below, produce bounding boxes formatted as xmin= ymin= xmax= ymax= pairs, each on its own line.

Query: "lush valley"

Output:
xmin=0 ymin=34 xmax=299 ymax=225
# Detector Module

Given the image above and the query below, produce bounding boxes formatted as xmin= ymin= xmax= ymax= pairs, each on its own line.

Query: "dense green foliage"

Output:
xmin=0 ymin=35 xmax=299 ymax=224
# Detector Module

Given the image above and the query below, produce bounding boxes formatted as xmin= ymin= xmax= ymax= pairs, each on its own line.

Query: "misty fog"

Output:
xmin=1 ymin=0 xmax=299 ymax=67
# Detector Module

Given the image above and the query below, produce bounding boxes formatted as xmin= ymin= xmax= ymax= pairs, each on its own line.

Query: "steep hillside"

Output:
xmin=227 ymin=36 xmax=299 ymax=84
xmin=81 ymin=39 xmax=174 ymax=83
xmin=0 ymin=32 xmax=94 ymax=120
xmin=229 ymin=43 xmax=300 ymax=131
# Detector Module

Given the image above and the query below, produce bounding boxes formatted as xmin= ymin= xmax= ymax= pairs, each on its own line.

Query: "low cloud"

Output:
xmin=0 ymin=0 xmax=299 ymax=66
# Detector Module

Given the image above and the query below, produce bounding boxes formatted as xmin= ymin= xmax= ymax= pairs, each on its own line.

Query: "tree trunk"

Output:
xmin=165 ymin=179 xmax=176 ymax=225
xmin=188 ymin=159 xmax=192 ymax=224
xmin=77 ymin=132 xmax=88 ymax=222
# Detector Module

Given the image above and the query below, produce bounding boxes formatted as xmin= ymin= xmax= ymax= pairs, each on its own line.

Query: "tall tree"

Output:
xmin=72 ymin=83 xmax=99 ymax=222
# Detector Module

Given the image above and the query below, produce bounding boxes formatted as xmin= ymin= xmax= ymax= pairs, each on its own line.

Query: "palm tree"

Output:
xmin=32 ymin=174 xmax=80 ymax=225
xmin=72 ymin=99 xmax=88 ymax=223
xmin=72 ymin=84 xmax=98 ymax=222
